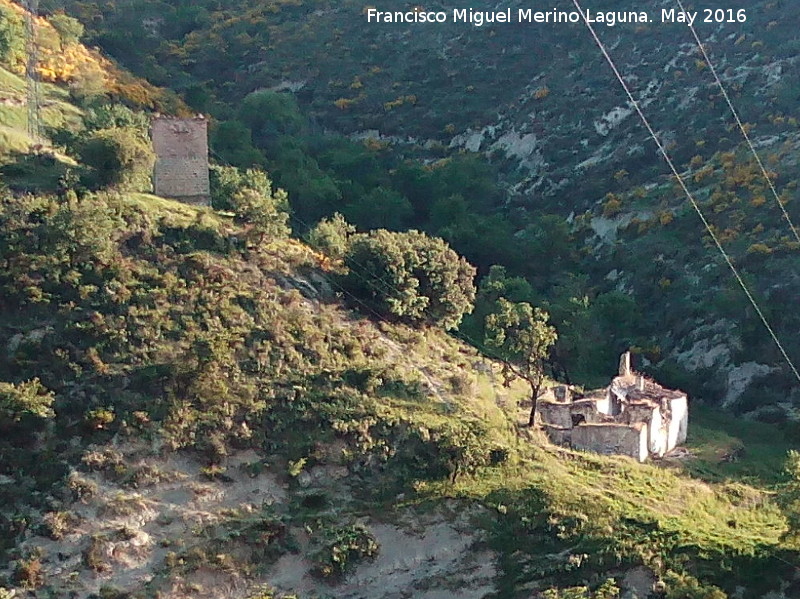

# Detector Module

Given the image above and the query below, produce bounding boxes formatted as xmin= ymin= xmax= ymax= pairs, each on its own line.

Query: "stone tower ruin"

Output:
xmin=150 ymin=116 xmax=210 ymax=205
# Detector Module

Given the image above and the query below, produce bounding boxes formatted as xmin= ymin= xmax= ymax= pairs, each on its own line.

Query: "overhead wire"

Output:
xmin=569 ymin=0 xmax=800 ymax=384
xmin=674 ymin=0 xmax=800 ymax=244
xmin=200 ymin=11 xmax=800 ymax=573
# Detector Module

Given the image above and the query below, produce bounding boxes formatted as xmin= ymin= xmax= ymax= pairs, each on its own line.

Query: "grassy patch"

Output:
xmin=414 ymin=424 xmax=793 ymax=596
xmin=0 ymin=66 xmax=83 ymax=191
xmin=680 ymin=403 xmax=793 ymax=486
xmin=0 ymin=67 xmax=83 ymax=146
xmin=123 ymin=193 xmax=213 ymax=226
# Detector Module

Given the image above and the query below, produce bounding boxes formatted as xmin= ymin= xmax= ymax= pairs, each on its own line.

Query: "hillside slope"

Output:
xmin=1 ymin=4 xmax=799 ymax=598
xmin=54 ymin=0 xmax=800 ymax=202
xmin=51 ymin=0 xmax=800 ymax=411
xmin=0 ymin=191 xmax=795 ymax=599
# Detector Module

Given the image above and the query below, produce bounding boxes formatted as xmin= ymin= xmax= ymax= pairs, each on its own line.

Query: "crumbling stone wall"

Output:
xmin=542 ymin=425 xmax=572 ymax=446
xmin=537 ymin=353 xmax=688 ymax=462
xmin=572 ymin=423 xmax=648 ymax=462
xmin=625 ymin=403 xmax=666 ymax=457
xmin=151 ymin=116 xmax=210 ymax=205
xmin=668 ymin=396 xmax=689 ymax=449
xmin=538 ymin=402 xmax=573 ymax=429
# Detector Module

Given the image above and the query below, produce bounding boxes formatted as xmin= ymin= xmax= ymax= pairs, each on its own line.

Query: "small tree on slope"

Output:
xmin=485 ymin=298 xmax=557 ymax=427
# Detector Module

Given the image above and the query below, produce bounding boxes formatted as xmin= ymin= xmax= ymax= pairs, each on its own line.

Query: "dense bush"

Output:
xmin=779 ymin=450 xmax=800 ymax=542
xmin=311 ymin=524 xmax=379 ymax=579
xmin=49 ymin=13 xmax=85 ymax=48
xmin=341 ymin=229 xmax=476 ymax=330
xmin=230 ymin=186 xmax=290 ymax=242
xmin=343 ymin=186 xmax=412 ymax=231
xmin=239 ymin=91 xmax=306 ymax=148
xmin=210 ymin=165 xmax=290 ymax=241
xmin=542 ymin=580 xmax=619 ymax=599
xmin=210 ymin=120 xmax=265 ymax=167
xmin=82 ymin=104 xmax=150 ymax=136
xmin=0 ymin=379 xmax=55 ymax=428
xmin=80 ymin=127 xmax=155 ymax=191
xmin=0 ymin=192 xmax=121 ymax=306
xmin=306 ymin=212 xmax=355 ymax=260
xmin=661 ymin=571 xmax=727 ymax=599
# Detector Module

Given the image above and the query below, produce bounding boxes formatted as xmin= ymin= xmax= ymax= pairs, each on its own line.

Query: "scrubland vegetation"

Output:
xmin=2 ymin=2 xmax=800 ymax=597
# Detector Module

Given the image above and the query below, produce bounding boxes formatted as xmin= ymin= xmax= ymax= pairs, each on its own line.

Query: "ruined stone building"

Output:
xmin=539 ymin=353 xmax=688 ymax=462
xmin=150 ymin=116 xmax=210 ymax=205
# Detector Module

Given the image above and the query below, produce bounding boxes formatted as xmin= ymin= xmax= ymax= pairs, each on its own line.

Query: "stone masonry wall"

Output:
xmin=151 ymin=117 xmax=210 ymax=205
xmin=572 ymin=423 xmax=649 ymax=462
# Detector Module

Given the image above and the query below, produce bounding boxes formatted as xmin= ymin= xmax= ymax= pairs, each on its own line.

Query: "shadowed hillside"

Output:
xmin=1 ymin=3 xmax=800 ymax=598
xmin=48 ymin=0 xmax=800 ymax=413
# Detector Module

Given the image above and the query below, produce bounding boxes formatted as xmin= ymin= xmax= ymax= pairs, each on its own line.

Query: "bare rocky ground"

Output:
xmin=3 ymin=441 xmax=498 ymax=599
xmin=268 ymin=509 xmax=496 ymax=599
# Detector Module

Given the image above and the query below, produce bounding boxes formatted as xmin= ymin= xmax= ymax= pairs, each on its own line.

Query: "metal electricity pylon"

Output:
xmin=23 ymin=0 xmax=42 ymax=145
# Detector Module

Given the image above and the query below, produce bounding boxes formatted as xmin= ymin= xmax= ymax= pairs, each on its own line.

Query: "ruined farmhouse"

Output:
xmin=150 ymin=115 xmax=210 ymax=205
xmin=539 ymin=353 xmax=688 ymax=462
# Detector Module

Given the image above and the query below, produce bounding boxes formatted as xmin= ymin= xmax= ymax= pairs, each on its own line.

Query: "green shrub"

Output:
xmin=83 ymin=535 xmax=111 ymax=573
xmin=307 ymin=212 xmax=355 ymax=260
xmin=80 ymin=127 xmax=155 ymax=191
xmin=42 ymin=511 xmax=79 ymax=540
xmin=238 ymin=91 xmax=306 ymax=146
xmin=0 ymin=379 xmax=55 ymax=427
xmin=343 ymin=186 xmax=413 ymax=231
xmin=247 ymin=586 xmax=299 ymax=599
xmin=97 ymin=586 xmax=134 ymax=599
xmin=68 ymin=472 xmax=98 ymax=502
xmin=49 ymin=13 xmax=85 ymax=48
xmin=13 ymin=553 xmax=44 ymax=588
xmin=287 ymin=457 xmax=307 ymax=478
xmin=85 ymin=407 xmax=115 ymax=430
xmin=543 ymin=580 xmax=619 ymax=599
xmin=210 ymin=120 xmax=265 ymax=167
xmin=341 ymin=229 xmax=476 ymax=330
xmin=83 ymin=104 xmax=150 ymax=137
xmin=661 ymin=571 xmax=727 ymax=599
xmin=311 ymin=524 xmax=379 ymax=578
xmin=209 ymin=164 xmax=245 ymax=210
xmin=230 ymin=187 xmax=290 ymax=243
xmin=81 ymin=448 xmax=125 ymax=474
xmin=210 ymin=166 xmax=290 ymax=240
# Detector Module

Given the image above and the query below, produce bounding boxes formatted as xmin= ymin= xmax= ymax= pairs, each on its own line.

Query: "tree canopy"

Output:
xmin=210 ymin=165 xmax=290 ymax=242
xmin=342 ymin=229 xmax=476 ymax=330
xmin=0 ymin=379 xmax=55 ymax=428
xmin=49 ymin=13 xmax=85 ymax=48
xmin=485 ymin=298 xmax=557 ymax=426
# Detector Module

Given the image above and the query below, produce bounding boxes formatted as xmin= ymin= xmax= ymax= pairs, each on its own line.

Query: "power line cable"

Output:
xmin=674 ymin=0 xmax=800 ymax=244
xmin=570 ymin=0 xmax=800 ymax=384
